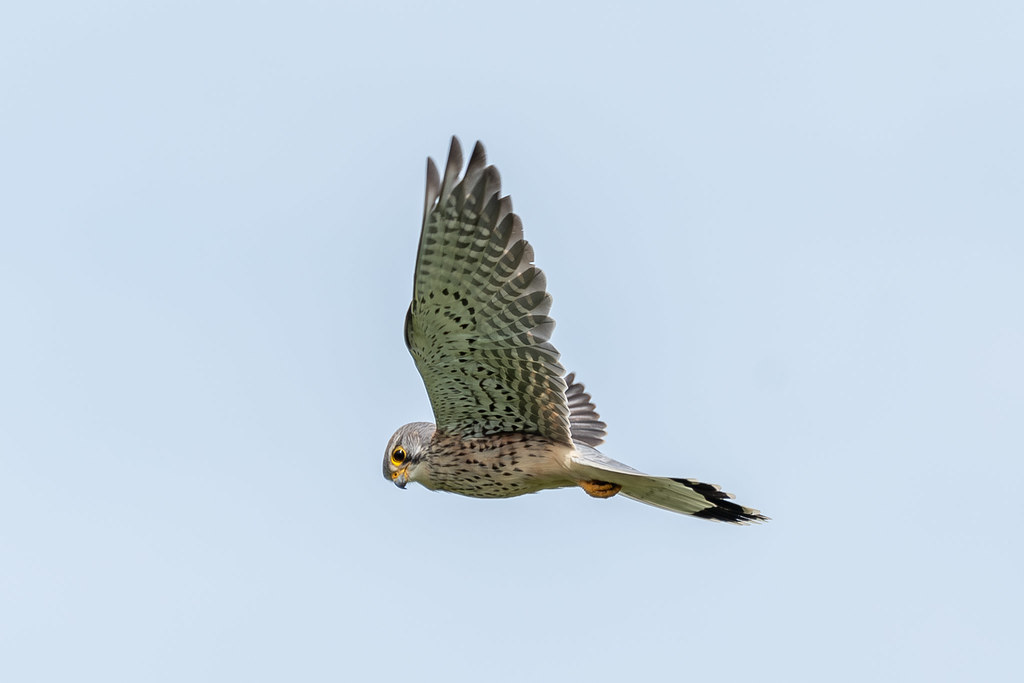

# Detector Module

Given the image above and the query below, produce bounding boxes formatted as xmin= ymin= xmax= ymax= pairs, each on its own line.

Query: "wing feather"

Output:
xmin=565 ymin=372 xmax=607 ymax=447
xmin=405 ymin=137 xmax=571 ymax=443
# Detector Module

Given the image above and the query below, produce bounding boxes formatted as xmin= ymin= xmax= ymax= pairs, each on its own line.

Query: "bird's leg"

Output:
xmin=578 ymin=480 xmax=622 ymax=498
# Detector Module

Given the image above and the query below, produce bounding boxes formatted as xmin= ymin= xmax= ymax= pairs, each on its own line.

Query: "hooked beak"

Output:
xmin=392 ymin=469 xmax=408 ymax=489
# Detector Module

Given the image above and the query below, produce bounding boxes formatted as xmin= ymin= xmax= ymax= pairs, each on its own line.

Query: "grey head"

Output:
xmin=383 ymin=422 xmax=437 ymax=489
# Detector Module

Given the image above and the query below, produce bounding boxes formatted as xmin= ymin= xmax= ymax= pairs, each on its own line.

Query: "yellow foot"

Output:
xmin=579 ymin=480 xmax=622 ymax=499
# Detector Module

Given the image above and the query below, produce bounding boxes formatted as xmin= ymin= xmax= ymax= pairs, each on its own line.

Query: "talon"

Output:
xmin=579 ymin=480 xmax=622 ymax=499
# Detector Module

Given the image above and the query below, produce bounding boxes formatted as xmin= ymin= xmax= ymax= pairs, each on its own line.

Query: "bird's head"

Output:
xmin=383 ymin=422 xmax=436 ymax=489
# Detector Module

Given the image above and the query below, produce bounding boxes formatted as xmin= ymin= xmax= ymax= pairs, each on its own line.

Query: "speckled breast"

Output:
xmin=422 ymin=431 xmax=573 ymax=498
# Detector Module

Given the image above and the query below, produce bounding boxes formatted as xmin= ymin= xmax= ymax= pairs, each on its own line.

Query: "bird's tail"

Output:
xmin=569 ymin=445 xmax=768 ymax=524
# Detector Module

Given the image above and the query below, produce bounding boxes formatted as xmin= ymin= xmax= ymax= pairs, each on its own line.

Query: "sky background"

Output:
xmin=2 ymin=2 xmax=1022 ymax=681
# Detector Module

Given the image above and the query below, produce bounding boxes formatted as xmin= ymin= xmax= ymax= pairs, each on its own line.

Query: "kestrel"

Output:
xmin=384 ymin=137 xmax=766 ymax=523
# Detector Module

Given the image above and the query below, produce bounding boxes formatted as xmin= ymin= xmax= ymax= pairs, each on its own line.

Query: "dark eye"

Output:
xmin=390 ymin=446 xmax=407 ymax=467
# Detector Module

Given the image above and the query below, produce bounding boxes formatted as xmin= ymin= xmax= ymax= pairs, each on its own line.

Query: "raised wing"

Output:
xmin=404 ymin=137 xmax=571 ymax=444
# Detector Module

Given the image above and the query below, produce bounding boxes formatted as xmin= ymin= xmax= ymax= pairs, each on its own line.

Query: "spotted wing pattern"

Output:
xmin=404 ymin=137 xmax=571 ymax=444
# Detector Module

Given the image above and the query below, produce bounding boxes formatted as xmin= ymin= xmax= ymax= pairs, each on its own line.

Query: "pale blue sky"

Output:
xmin=2 ymin=2 xmax=1022 ymax=681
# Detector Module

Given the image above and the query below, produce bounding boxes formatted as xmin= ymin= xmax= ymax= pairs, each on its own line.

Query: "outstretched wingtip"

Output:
xmin=424 ymin=157 xmax=441 ymax=222
xmin=444 ymin=137 xmax=463 ymax=187
xmin=468 ymin=140 xmax=487 ymax=170
xmin=447 ymin=135 xmax=463 ymax=164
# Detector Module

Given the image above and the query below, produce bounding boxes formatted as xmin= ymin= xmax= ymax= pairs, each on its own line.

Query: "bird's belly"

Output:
xmin=431 ymin=470 xmax=555 ymax=498
xmin=422 ymin=432 xmax=574 ymax=499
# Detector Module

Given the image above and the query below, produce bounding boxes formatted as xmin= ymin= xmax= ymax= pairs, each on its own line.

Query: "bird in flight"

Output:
xmin=383 ymin=137 xmax=766 ymax=523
